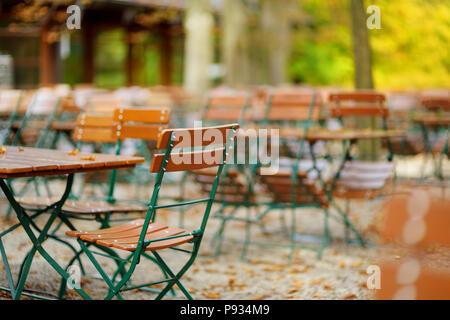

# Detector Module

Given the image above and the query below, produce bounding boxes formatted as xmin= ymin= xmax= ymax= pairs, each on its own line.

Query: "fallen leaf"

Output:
xmin=224 ymin=270 xmax=237 ymax=275
xmin=338 ymin=260 xmax=346 ymax=268
xmin=202 ymin=292 xmax=221 ymax=299
xmin=310 ymin=278 xmax=324 ymax=285
xmin=287 ymin=267 xmax=309 ymax=273
xmin=324 ymin=284 xmax=335 ymax=290
xmin=18 ymin=147 xmax=24 ymax=151
xmin=188 ymin=287 xmax=196 ymax=294
xmin=68 ymin=148 xmax=79 ymax=155
xmin=0 ymin=146 xmax=6 ymax=154
xmin=288 ymin=288 xmax=298 ymax=294
xmin=312 ymin=293 xmax=323 ymax=298
xmin=247 ymin=294 xmax=269 ymax=300
xmin=81 ymin=155 xmax=96 ymax=161
xmin=291 ymin=280 xmax=304 ymax=289
xmin=341 ymin=293 xmax=357 ymax=299
xmin=351 ymin=261 xmax=363 ymax=268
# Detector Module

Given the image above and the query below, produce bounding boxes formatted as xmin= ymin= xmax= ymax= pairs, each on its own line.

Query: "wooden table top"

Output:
xmin=0 ymin=146 xmax=145 ymax=178
xmin=239 ymin=126 xmax=406 ymax=141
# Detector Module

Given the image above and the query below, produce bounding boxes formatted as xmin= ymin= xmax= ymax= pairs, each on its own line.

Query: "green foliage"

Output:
xmin=289 ymin=0 xmax=450 ymax=89
xmin=95 ymin=29 xmax=127 ymax=88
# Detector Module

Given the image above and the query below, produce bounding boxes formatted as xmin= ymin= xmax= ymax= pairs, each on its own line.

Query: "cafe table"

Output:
xmin=0 ymin=146 xmax=144 ymax=300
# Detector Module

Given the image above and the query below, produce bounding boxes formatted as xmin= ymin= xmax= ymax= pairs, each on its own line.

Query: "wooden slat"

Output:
xmin=330 ymin=106 xmax=389 ymax=118
xmin=208 ymin=95 xmax=248 ymax=108
xmin=330 ymin=92 xmax=386 ymax=103
xmin=150 ymin=147 xmax=226 ymax=173
xmin=76 ymin=114 xmax=114 ymax=127
xmin=204 ymin=108 xmax=244 ymax=122
xmin=268 ymin=107 xmax=322 ymax=121
xmin=73 ymin=127 xmax=117 ymax=143
xmin=157 ymin=124 xmax=239 ymax=149
xmin=113 ymin=107 xmax=170 ymax=124
xmin=114 ymin=123 xmax=167 ymax=141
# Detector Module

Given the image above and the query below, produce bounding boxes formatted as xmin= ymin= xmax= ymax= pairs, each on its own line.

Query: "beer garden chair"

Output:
xmin=326 ymin=91 xmax=396 ymax=243
xmin=65 ymin=123 xmax=239 ymax=299
xmin=202 ymin=89 xmax=333 ymax=261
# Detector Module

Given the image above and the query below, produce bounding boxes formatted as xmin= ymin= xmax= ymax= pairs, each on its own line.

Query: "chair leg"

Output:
xmin=344 ymin=199 xmax=351 ymax=243
xmin=240 ymin=207 xmax=252 ymax=260
xmin=211 ymin=206 xmax=236 ymax=257
xmin=288 ymin=207 xmax=296 ymax=263
xmin=317 ymin=209 xmax=330 ymax=260
xmin=141 ymin=252 xmax=176 ymax=297
xmin=78 ymin=240 xmax=126 ymax=300
xmin=152 ymin=245 xmax=199 ymax=300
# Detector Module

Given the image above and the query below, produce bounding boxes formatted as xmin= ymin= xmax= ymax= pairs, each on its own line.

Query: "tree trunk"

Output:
xmin=260 ymin=0 xmax=293 ymax=86
xmin=351 ymin=0 xmax=373 ymax=89
xmin=183 ymin=0 xmax=214 ymax=109
xmin=222 ymin=0 xmax=249 ymax=88
xmin=351 ymin=0 xmax=379 ymax=160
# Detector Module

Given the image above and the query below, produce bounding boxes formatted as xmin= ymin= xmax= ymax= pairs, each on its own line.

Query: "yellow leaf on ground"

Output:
xmin=202 ymin=292 xmax=221 ymax=299
xmin=324 ymin=284 xmax=335 ymax=290
xmin=351 ymin=261 xmax=363 ymax=268
xmin=310 ymin=278 xmax=324 ymax=285
xmin=247 ymin=294 xmax=269 ymax=300
xmin=342 ymin=293 xmax=357 ymax=299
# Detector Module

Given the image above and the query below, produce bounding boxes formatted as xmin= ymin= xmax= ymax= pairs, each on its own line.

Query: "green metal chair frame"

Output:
xmin=207 ymin=89 xmax=334 ymax=261
xmin=176 ymin=91 xmax=251 ymax=227
xmin=66 ymin=123 xmax=239 ymax=300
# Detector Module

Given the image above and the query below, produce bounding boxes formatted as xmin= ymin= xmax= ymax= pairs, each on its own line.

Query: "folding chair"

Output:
xmin=202 ymin=90 xmax=332 ymax=261
xmin=177 ymin=90 xmax=251 ymax=226
xmin=18 ymin=107 xmax=170 ymax=227
xmin=66 ymin=123 xmax=239 ymax=300
xmin=327 ymin=91 xmax=395 ymax=242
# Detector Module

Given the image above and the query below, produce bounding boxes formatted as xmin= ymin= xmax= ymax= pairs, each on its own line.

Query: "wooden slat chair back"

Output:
xmin=420 ymin=95 xmax=450 ymax=112
xmin=65 ymin=123 xmax=239 ymax=300
xmin=112 ymin=107 xmax=170 ymax=141
xmin=150 ymin=124 xmax=238 ymax=173
xmin=72 ymin=113 xmax=117 ymax=144
xmin=329 ymin=91 xmax=389 ymax=120
xmin=263 ymin=90 xmax=324 ymax=123
xmin=88 ymin=93 xmax=122 ymax=114
xmin=202 ymin=92 xmax=251 ymax=125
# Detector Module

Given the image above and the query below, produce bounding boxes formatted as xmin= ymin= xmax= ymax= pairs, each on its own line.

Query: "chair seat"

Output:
xmin=17 ymin=197 xmax=148 ymax=214
xmin=66 ymin=219 xmax=194 ymax=252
